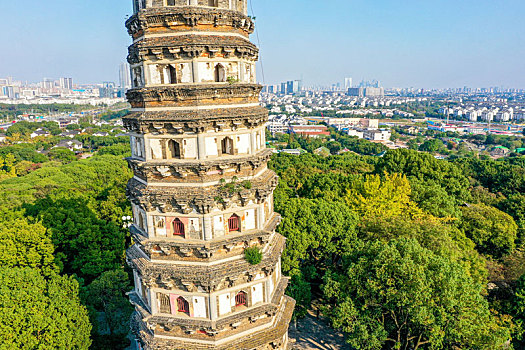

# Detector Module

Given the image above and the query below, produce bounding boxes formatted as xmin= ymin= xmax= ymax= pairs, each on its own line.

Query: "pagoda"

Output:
xmin=123 ymin=0 xmax=294 ymax=349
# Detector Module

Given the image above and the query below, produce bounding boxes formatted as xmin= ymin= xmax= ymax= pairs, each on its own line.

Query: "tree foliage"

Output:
xmin=459 ymin=204 xmax=518 ymax=259
xmin=277 ymin=198 xmax=358 ymax=275
xmin=0 ymin=267 xmax=92 ymax=350
xmin=84 ymin=269 xmax=134 ymax=344
xmin=0 ymin=210 xmax=57 ymax=276
xmin=323 ymin=238 xmax=511 ymax=350
xmin=26 ymin=196 xmax=126 ymax=280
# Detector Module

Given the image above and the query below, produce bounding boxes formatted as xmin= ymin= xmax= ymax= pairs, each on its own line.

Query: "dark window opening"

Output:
xmin=168 ymin=140 xmax=181 ymax=159
xmin=173 ymin=219 xmax=185 ymax=236
xmin=214 ymin=64 xmax=226 ymax=82
xmin=221 ymin=137 xmax=234 ymax=155
xmin=228 ymin=214 xmax=240 ymax=232
xmin=168 ymin=65 xmax=177 ymax=84
xmin=235 ymin=291 xmax=247 ymax=307
xmin=177 ymin=296 xmax=190 ymax=315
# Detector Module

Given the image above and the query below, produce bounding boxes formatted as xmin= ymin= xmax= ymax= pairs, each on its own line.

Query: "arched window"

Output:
xmin=138 ymin=212 xmax=145 ymax=230
xmin=177 ymin=296 xmax=190 ymax=315
xmin=168 ymin=140 xmax=181 ymax=159
xmin=235 ymin=291 xmax=247 ymax=307
xmin=173 ymin=219 xmax=185 ymax=236
xmin=228 ymin=214 xmax=240 ymax=232
xmin=133 ymin=67 xmax=143 ymax=87
xmin=214 ymin=64 xmax=226 ymax=82
xmin=167 ymin=65 xmax=177 ymax=84
xmin=208 ymin=0 xmax=218 ymax=7
xmin=221 ymin=137 xmax=234 ymax=155
xmin=158 ymin=293 xmax=171 ymax=314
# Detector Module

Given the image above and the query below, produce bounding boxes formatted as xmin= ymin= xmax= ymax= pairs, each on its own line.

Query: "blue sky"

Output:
xmin=1 ymin=0 xmax=524 ymax=88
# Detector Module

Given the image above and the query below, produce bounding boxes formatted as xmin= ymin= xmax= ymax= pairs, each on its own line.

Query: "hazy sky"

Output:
xmin=1 ymin=0 xmax=524 ymax=88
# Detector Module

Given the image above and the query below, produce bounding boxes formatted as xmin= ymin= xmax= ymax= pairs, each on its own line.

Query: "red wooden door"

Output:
xmin=228 ymin=215 xmax=240 ymax=232
xmin=173 ymin=219 xmax=185 ymax=236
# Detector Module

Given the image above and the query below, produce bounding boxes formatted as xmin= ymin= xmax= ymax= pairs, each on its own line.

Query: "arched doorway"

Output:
xmin=221 ymin=137 xmax=234 ymax=155
xmin=228 ymin=214 xmax=240 ymax=232
xmin=167 ymin=65 xmax=177 ymax=84
xmin=214 ymin=64 xmax=226 ymax=82
xmin=158 ymin=293 xmax=171 ymax=314
xmin=208 ymin=0 xmax=218 ymax=7
xmin=167 ymin=140 xmax=181 ymax=159
xmin=235 ymin=291 xmax=247 ymax=307
xmin=177 ymin=296 xmax=190 ymax=315
xmin=173 ymin=218 xmax=185 ymax=236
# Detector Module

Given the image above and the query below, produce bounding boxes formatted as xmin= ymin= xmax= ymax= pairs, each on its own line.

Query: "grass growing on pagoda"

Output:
xmin=244 ymin=246 xmax=262 ymax=265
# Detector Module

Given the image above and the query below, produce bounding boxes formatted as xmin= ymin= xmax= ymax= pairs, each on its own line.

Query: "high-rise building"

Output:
xmin=123 ymin=1 xmax=294 ymax=349
xmin=344 ymin=77 xmax=353 ymax=90
xmin=59 ymin=77 xmax=73 ymax=90
xmin=119 ymin=62 xmax=132 ymax=89
xmin=99 ymin=82 xmax=116 ymax=98
xmin=285 ymin=80 xmax=300 ymax=94
xmin=42 ymin=78 xmax=54 ymax=89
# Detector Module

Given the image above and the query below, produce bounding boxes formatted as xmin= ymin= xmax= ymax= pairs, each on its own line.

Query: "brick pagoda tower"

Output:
xmin=123 ymin=1 xmax=294 ymax=349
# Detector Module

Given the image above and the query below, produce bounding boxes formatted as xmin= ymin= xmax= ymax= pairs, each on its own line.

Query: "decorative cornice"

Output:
xmin=131 ymin=214 xmax=281 ymax=262
xmin=127 ymin=149 xmax=273 ymax=183
xmin=127 ymin=169 xmax=278 ymax=214
xmin=126 ymin=7 xmax=255 ymax=37
xmin=128 ymin=34 xmax=258 ymax=64
xmin=123 ymin=105 xmax=268 ymax=134
xmin=126 ymin=84 xmax=262 ymax=109
xmin=131 ymin=295 xmax=295 ymax=350
xmin=127 ymin=233 xmax=285 ymax=293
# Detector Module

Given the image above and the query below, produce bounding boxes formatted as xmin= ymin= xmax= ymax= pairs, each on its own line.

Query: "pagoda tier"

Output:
xmin=124 ymin=1 xmax=293 ymax=349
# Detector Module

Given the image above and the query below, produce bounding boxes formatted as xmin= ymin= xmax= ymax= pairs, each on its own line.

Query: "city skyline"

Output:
xmin=1 ymin=0 xmax=525 ymax=88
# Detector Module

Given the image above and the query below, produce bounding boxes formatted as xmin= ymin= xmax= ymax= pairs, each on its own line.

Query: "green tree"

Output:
xmin=323 ymin=238 xmax=511 ymax=350
xmin=97 ymin=143 xmax=131 ymax=157
xmin=0 ymin=210 xmax=57 ymax=276
xmin=47 ymin=147 xmax=77 ymax=163
xmin=345 ymin=173 xmax=423 ymax=220
xmin=376 ymin=149 xmax=471 ymax=203
xmin=499 ymin=194 xmax=525 ymax=244
xmin=84 ymin=270 xmax=133 ymax=349
xmin=511 ymin=274 xmax=525 ymax=347
xmin=0 ymin=267 xmax=92 ymax=350
xmin=419 ymin=139 xmax=446 ymax=153
xmin=27 ymin=196 xmax=126 ymax=280
xmin=278 ymin=198 xmax=358 ymax=275
xmin=459 ymin=204 xmax=518 ymax=259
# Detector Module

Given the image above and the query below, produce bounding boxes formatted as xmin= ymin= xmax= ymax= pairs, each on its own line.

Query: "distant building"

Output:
xmin=344 ymin=77 xmax=353 ymax=90
xmin=348 ymin=129 xmax=365 ymax=138
xmin=1 ymin=86 xmax=14 ymax=99
xmin=285 ymin=80 xmax=300 ymax=95
xmin=119 ymin=63 xmax=132 ymax=89
xmin=42 ymin=78 xmax=54 ymax=89
xmin=99 ymin=82 xmax=116 ymax=98
xmin=60 ymin=130 xmax=81 ymax=138
xmin=328 ymin=118 xmax=379 ymax=129
xmin=54 ymin=139 xmax=83 ymax=151
xmin=289 ymin=125 xmax=330 ymax=138
xmin=348 ymin=87 xmax=384 ymax=97
xmin=59 ymin=77 xmax=73 ymax=90
xmin=30 ymin=129 xmax=51 ymax=138
xmin=93 ymin=131 xmax=109 ymax=137
xmin=364 ymin=129 xmax=391 ymax=141
xmin=280 ymin=149 xmax=306 ymax=156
